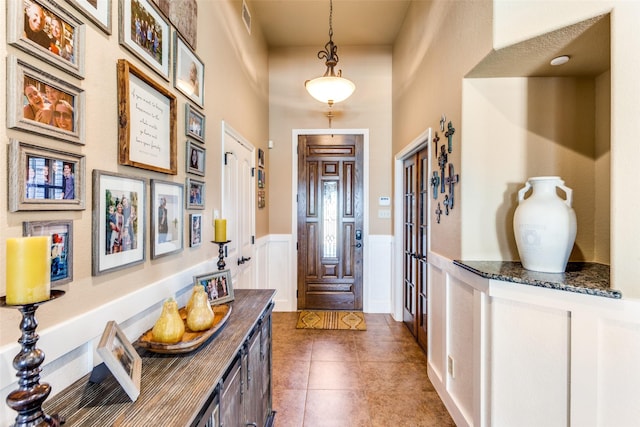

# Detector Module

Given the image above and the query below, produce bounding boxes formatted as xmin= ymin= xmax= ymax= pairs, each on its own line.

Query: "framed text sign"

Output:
xmin=117 ymin=59 xmax=177 ymax=175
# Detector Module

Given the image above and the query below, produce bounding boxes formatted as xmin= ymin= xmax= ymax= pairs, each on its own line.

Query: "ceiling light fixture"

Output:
xmin=550 ymin=55 xmax=570 ymax=66
xmin=304 ymin=0 xmax=355 ymax=107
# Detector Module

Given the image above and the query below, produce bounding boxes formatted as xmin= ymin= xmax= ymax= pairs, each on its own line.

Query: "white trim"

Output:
xmin=291 ymin=129 xmax=370 ymax=310
xmin=392 ymin=128 xmax=432 ymax=320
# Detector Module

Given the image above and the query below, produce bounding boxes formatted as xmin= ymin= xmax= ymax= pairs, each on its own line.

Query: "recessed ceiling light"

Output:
xmin=550 ymin=55 xmax=570 ymax=66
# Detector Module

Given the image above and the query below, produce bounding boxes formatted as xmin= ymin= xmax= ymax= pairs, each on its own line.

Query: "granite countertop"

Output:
xmin=453 ymin=260 xmax=621 ymax=299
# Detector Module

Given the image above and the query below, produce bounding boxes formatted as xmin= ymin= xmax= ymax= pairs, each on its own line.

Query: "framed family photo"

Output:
xmin=119 ymin=0 xmax=170 ymax=80
xmin=186 ymin=177 xmax=205 ymax=210
xmin=117 ymin=59 xmax=177 ymax=174
xmin=23 ymin=220 xmax=74 ymax=285
xmin=7 ymin=0 xmax=86 ymax=78
xmin=151 ymin=180 xmax=184 ymax=259
xmin=92 ymin=170 xmax=146 ymax=276
xmin=258 ymin=148 xmax=265 ymax=169
xmin=96 ymin=320 xmax=141 ymax=401
xmin=186 ymin=141 xmax=205 ymax=176
xmin=193 ymin=270 xmax=234 ymax=305
xmin=7 ymin=55 xmax=86 ymax=145
xmin=9 ymin=139 xmax=85 ymax=212
xmin=189 ymin=213 xmax=202 ymax=247
xmin=185 ymin=103 xmax=205 ymax=143
xmin=67 ymin=0 xmax=112 ymax=35
xmin=173 ymin=33 xmax=204 ymax=107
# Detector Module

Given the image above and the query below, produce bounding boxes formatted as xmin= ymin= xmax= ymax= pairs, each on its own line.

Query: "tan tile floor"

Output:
xmin=271 ymin=312 xmax=456 ymax=427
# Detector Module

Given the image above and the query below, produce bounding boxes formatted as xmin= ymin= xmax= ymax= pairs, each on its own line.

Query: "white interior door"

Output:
xmin=223 ymin=124 xmax=255 ymax=289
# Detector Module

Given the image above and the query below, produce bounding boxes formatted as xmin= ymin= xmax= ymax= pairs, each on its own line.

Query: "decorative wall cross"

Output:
xmin=445 ymin=121 xmax=456 ymax=153
xmin=438 ymin=145 xmax=447 ymax=193
xmin=433 ymin=132 xmax=440 ymax=158
xmin=430 ymin=172 xmax=440 ymax=199
xmin=443 ymin=195 xmax=452 ymax=215
xmin=440 ymin=114 xmax=446 ymax=132
xmin=444 ymin=163 xmax=460 ymax=209
xmin=435 ymin=203 xmax=443 ymax=224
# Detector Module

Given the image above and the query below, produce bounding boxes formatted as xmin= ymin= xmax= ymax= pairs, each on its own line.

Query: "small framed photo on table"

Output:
xmin=193 ymin=270 xmax=234 ymax=305
xmin=96 ymin=320 xmax=141 ymax=401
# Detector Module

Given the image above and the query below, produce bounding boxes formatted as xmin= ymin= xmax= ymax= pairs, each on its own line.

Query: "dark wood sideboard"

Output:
xmin=44 ymin=289 xmax=276 ymax=426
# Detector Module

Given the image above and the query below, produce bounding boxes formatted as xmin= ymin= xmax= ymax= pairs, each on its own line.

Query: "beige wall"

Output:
xmin=268 ymin=45 xmax=393 ymax=235
xmin=0 ymin=1 xmax=269 ymax=345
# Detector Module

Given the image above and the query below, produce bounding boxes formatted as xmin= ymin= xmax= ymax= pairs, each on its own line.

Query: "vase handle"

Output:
xmin=557 ymin=183 xmax=573 ymax=208
xmin=517 ymin=181 xmax=532 ymax=202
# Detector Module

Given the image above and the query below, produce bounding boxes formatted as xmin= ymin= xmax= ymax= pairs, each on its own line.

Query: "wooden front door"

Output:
xmin=403 ymin=146 xmax=429 ymax=351
xmin=297 ymin=134 xmax=364 ymax=310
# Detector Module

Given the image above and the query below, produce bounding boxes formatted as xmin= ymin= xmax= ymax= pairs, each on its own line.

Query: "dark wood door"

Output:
xmin=403 ymin=147 xmax=429 ymax=352
xmin=297 ymin=134 xmax=364 ymax=310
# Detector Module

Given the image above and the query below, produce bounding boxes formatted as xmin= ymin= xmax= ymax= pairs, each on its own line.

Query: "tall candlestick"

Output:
xmin=6 ymin=236 xmax=51 ymax=305
xmin=214 ymin=219 xmax=227 ymax=242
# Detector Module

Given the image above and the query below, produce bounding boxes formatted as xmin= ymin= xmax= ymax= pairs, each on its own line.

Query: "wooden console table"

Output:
xmin=44 ymin=289 xmax=276 ymax=426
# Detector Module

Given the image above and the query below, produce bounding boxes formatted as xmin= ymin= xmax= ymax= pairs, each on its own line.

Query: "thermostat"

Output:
xmin=379 ymin=197 xmax=391 ymax=206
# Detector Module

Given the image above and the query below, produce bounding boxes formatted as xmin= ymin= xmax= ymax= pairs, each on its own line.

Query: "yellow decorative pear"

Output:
xmin=187 ymin=290 xmax=215 ymax=331
xmin=152 ymin=298 xmax=185 ymax=343
xmin=186 ymin=285 xmax=206 ymax=314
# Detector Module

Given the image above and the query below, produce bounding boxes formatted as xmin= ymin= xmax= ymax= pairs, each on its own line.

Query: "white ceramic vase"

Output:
xmin=513 ymin=176 xmax=577 ymax=273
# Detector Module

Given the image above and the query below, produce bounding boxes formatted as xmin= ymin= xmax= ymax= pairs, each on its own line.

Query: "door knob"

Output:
xmin=237 ymin=256 xmax=252 ymax=265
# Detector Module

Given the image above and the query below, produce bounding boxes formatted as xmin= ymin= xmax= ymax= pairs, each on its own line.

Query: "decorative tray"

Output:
xmin=137 ymin=304 xmax=232 ymax=354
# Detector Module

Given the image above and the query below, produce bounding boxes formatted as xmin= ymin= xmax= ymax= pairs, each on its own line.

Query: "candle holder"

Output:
xmin=212 ymin=240 xmax=231 ymax=270
xmin=0 ymin=290 xmax=66 ymax=427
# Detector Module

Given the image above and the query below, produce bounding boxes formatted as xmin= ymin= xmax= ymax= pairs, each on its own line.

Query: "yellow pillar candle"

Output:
xmin=6 ymin=236 xmax=51 ymax=305
xmin=214 ymin=219 xmax=227 ymax=242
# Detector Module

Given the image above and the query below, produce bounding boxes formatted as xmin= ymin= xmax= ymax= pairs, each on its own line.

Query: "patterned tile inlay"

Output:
xmin=453 ymin=261 xmax=621 ymax=299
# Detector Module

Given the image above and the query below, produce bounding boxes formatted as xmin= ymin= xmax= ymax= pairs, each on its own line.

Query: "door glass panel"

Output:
xmin=322 ymin=181 xmax=338 ymax=257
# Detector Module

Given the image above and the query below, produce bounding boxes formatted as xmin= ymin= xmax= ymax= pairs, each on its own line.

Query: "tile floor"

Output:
xmin=271 ymin=311 xmax=456 ymax=427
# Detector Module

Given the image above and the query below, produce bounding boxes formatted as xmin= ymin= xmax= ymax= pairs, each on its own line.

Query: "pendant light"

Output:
xmin=304 ymin=0 xmax=355 ymax=106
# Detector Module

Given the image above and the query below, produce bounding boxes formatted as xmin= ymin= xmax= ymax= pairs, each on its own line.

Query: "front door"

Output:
xmin=223 ymin=125 xmax=255 ymax=289
xmin=297 ymin=134 xmax=364 ymax=310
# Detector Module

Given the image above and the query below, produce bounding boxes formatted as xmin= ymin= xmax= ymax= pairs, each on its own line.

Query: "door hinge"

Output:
xmin=251 ymin=167 xmax=255 ymax=177
xmin=251 ymin=235 xmax=255 ymax=244
xmin=296 ymin=289 xmax=299 ymax=298
xmin=296 ymin=242 xmax=298 ymax=250
xmin=296 ymin=194 xmax=298 ymax=203
xmin=224 ymin=151 xmax=231 ymax=165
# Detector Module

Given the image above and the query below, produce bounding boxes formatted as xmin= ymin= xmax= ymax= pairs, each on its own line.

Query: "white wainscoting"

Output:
xmin=427 ymin=251 xmax=640 ymax=427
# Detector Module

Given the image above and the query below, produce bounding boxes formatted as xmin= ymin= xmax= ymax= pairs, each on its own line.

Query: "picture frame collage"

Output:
xmin=5 ymin=0 xmax=204 ymax=402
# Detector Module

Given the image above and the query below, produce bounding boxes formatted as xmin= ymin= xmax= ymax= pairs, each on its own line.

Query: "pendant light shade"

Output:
xmin=305 ymin=0 xmax=355 ymax=106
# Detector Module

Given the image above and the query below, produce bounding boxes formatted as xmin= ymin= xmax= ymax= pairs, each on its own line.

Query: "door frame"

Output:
xmin=221 ymin=120 xmax=256 ymax=289
xmin=291 ymin=129 xmax=370 ymax=310
xmin=393 ymin=127 xmax=431 ymax=321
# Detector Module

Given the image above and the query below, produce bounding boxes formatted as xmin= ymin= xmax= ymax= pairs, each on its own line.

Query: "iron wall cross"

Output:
xmin=444 ymin=163 xmax=460 ymax=209
xmin=433 ymin=132 xmax=440 ymax=158
xmin=435 ymin=203 xmax=443 ymax=223
xmin=440 ymin=114 xmax=446 ymax=132
xmin=443 ymin=195 xmax=451 ymax=215
xmin=430 ymin=172 xmax=440 ymax=199
xmin=438 ymin=145 xmax=448 ymax=193
xmin=445 ymin=121 xmax=456 ymax=153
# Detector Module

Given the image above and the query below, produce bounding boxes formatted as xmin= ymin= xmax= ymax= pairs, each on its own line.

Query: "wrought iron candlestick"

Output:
xmin=212 ymin=240 xmax=230 ymax=271
xmin=0 ymin=290 xmax=65 ymax=427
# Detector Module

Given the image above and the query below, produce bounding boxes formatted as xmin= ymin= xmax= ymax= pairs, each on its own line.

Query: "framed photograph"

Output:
xmin=92 ymin=170 xmax=146 ymax=276
xmin=119 ymin=0 xmax=170 ymax=80
xmin=7 ymin=0 xmax=86 ymax=78
xmin=189 ymin=213 xmax=202 ymax=247
xmin=7 ymin=55 xmax=86 ymax=145
xmin=23 ymin=220 xmax=73 ymax=285
xmin=193 ymin=270 xmax=234 ymax=305
xmin=117 ymin=59 xmax=177 ymax=174
xmin=151 ymin=179 xmax=184 ymax=259
xmin=152 ymin=0 xmax=197 ymax=49
xmin=9 ymin=139 xmax=85 ymax=212
xmin=186 ymin=177 xmax=205 ymax=210
xmin=258 ymin=148 xmax=265 ymax=169
xmin=257 ymin=169 xmax=265 ymax=189
xmin=186 ymin=141 xmax=205 ymax=176
xmin=258 ymin=189 xmax=265 ymax=209
xmin=173 ymin=33 xmax=204 ymax=108
xmin=185 ymin=103 xmax=205 ymax=143
xmin=97 ymin=320 xmax=141 ymax=401
xmin=67 ymin=0 xmax=112 ymax=35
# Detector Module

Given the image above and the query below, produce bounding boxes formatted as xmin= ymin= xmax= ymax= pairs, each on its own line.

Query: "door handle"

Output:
xmin=237 ymin=256 xmax=252 ymax=265
xmin=352 ymin=242 xmax=362 ymax=248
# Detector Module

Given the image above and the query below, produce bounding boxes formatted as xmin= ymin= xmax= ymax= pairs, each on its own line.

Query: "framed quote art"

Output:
xmin=9 ymin=139 xmax=85 ymax=212
xmin=92 ymin=170 xmax=146 ymax=276
xmin=7 ymin=0 xmax=86 ymax=78
xmin=7 ymin=55 xmax=85 ymax=145
xmin=151 ymin=180 xmax=184 ymax=259
xmin=117 ymin=59 xmax=177 ymax=174
xmin=119 ymin=0 xmax=170 ymax=80
xmin=23 ymin=220 xmax=74 ymax=285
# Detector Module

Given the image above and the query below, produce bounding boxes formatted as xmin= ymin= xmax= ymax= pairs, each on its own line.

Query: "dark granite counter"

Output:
xmin=453 ymin=261 xmax=621 ymax=299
